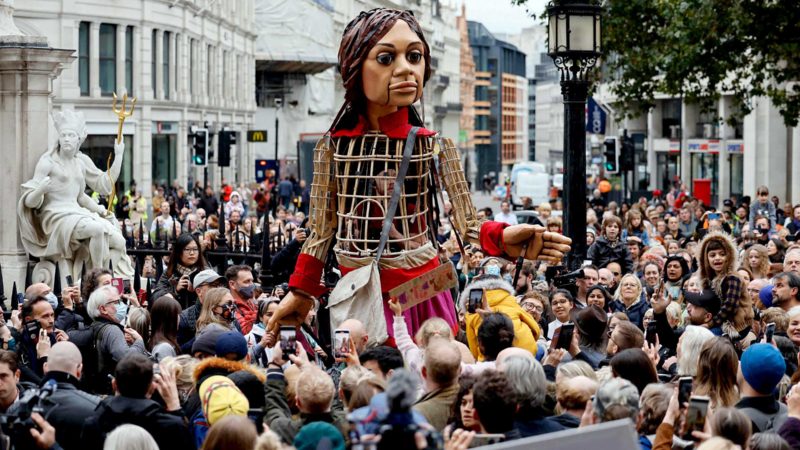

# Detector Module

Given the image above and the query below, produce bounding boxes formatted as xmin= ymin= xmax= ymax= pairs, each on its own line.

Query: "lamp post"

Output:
xmin=546 ymin=0 xmax=602 ymax=269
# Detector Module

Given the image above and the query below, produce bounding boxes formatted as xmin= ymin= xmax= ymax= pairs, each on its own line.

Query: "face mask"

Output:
xmin=45 ymin=292 xmax=58 ymax=309
xmin=237 ymin=284 xmax=256 ymax=299
xmin=114 ymin=301 xmax=128 ymax=324
xmin=220 ymin=304 xmax=235 ymax=321
xmin=485 ymin=265 xmax=501 ymax=277
xmin=503 ymin=273 xmax=513 ymax=284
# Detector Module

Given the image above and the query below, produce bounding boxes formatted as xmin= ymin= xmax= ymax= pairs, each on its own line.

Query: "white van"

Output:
xmin=510 ymin=162 xmax=549 ymax=207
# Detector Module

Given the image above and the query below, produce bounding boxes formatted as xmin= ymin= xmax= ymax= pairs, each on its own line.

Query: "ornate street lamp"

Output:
xmin=547 ymin=0 xmax=602 ymax=269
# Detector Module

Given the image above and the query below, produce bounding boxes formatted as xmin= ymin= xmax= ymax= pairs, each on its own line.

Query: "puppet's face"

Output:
xmin=361 ymin=20 xmax=425 ymax=109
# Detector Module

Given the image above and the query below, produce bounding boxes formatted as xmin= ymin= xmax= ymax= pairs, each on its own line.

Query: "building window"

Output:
xmin=207 ymin=45 xmax=213 ymax=97
xmin=78 ymin=22 xmax=90 ymax=96
xmin=152 ymin=29 xmax=157 ymax=97
xmin=189 ymin=39 xmax=195 ymax=95
xmin=125 ymin=26 xmax=133 ymax=96
xmin=99 ymin=23 xmax=116 ymax=96
xmin=163 ymin=31 xmax=170 ymax=99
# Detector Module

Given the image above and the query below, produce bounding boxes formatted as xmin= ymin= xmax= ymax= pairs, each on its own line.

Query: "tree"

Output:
xmin=513 ymin=0 xmax=800 ymax=126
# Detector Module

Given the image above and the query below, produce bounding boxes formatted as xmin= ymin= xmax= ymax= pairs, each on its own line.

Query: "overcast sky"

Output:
xmin=462 ymin=0 xmax=548 ymax=34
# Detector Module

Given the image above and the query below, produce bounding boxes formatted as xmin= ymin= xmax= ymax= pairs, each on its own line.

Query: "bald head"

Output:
xmin=44 ymin=341 xmax=83 ymax=378
xmin=339 ymin=319 xmax=368 ymax=354
xmin=496 ymin=346 xmax=534 ymax=371
xmin=25 ymin=283 xmax=50 ymax=300
xmin=423 ymin=339 xmax=461 ymax=388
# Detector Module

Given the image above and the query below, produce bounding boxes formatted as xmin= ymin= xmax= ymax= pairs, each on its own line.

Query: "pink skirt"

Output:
xmin=381 ymin=290 xmax=459 ymax=342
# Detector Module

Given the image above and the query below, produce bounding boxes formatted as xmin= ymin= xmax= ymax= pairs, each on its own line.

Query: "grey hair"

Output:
xmin=593 ymin=378 xmax=639 ymax=422
xmin=749 ymin=432 xmax=790 ymax=450
xmin=556 ymin=360 xmax=598 ymax=382
xmin=103 ymin=424 xmax=158 ymax=450
xmin=678 ymin=325 xmax=715 ymax=377
xmin=502 ymin=355 xmax=546 ymax=410
xmin=87 ymin=285 xmax=119 ymax=320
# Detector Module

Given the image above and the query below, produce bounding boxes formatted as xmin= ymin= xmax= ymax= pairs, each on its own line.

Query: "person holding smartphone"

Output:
xmin=152 ymin=233 xmax=208 ymax=309
xmin=11 ymin=296 xmax=70 ymax=384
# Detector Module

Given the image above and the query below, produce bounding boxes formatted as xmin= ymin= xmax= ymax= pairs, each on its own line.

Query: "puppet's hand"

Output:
xmin=502 ymin=224 xmax=571 ymax=263
xmin=267 ymin=290 xmax=314 ymax=334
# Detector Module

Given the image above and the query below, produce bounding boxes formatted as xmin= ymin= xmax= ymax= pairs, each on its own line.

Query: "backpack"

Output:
xmin=739 ymin=403 xmax=788 ymax=432
xmin=68 ymin=321 xmax=114 ymax=395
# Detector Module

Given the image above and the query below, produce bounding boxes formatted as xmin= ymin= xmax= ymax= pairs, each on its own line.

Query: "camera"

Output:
xmin=545 ymin=265 xmax=584 ymax=288
xmin=0 ymin=380 xmax=57 ymax=450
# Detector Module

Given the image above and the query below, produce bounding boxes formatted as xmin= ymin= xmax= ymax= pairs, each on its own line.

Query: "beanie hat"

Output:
xmin=740 ymin=343 xmax=785 ymax=395
xmin=191 ymin=326 xmax=226 ymax=356
xmin=228 ymin=370 xmax=266 ymax=409
xmin=293 ymin=422 xmax=346 ymax=450
xmin=759 ymin=285 xmax=774 ymax=308
xmin=586 ymin=227 xmax=597 ymax=236
xmin=215 ymin=331 xmax=248 ymax=360
xmin=199 ymin=375 xmax=249 ymax=425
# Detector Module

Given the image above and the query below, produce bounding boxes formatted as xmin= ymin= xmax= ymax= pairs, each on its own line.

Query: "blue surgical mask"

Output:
xmin=45 ymin=292 xmax=58 ymax=310
xmin=503 ymin=274 xmax=513 ymax=284
xmin=114 ymin=301 xmax=128 ymax=324
xmin=485 ymin=265 xmax=501 ymax=277
xmin=237 ymin=284 xmax=256 ymax=299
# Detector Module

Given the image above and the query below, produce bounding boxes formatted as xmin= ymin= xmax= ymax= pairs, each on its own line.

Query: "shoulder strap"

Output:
xmin=375 ymin=126 xmax=419 ymax=261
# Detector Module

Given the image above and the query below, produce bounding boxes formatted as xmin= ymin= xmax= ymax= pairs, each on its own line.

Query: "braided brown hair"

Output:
xmin=336 ymin=8 xmax=431 ymax=124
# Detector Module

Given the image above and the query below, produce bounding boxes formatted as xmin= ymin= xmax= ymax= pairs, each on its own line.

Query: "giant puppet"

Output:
xmin=268 ymin=8 xmax=571 ymax=343
xmin=18 ymin=93 xmax=136 ymax=285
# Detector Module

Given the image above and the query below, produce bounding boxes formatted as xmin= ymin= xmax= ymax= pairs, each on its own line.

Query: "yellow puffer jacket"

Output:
xmin=464 ymin=287 xmax=540 ymax=361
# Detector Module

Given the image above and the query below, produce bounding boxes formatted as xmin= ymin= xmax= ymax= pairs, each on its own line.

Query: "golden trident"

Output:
xmin=106 ymin=88 xmax=136 ymax=214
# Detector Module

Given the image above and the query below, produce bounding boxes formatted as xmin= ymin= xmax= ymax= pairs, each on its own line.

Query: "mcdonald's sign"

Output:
xmin=247 ymin=130 xmax=268 ymax=142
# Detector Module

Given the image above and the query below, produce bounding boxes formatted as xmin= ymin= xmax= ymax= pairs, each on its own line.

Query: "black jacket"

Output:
xmin=270 ymin=238 xmax=303 ymax=284
xmin=587 ymin=236 xmax=634 ymax=274
xmin=82 ymin=396 xmax=193 ymax=450
xmin=178 ymin=302 xmax=202 ymax=346
xmin=198 ymin=194 xmax=219 ymax=217
xmin=152 ymin=271 xmax=199 ymax=309
xmin=39 ymin=372 xmax=101 ymax=450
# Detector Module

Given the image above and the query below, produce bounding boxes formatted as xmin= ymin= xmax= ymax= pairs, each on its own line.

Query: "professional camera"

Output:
xmin=545 ymin=265 xmax=585 ymax=289
xmin=0 ymin=380 xmax=57 ymax=450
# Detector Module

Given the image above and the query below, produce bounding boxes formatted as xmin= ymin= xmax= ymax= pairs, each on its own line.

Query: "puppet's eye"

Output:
xmin=408 ymin=51 xmax=423 ymax=64
xmin=376 ymin=53 xmax=394 ymax=65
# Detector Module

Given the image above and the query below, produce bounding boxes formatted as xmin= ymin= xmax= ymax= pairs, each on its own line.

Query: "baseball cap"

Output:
xmin=193 ymin=269 xmax=224 ymax=288
xmin=740 ymin=343 xmax=786 ymax=395
xmin=294 ymin=422 xmax=346 ymax=450
xmin=199 ymin=375 xmax=249 ymax=426
xmin=215 ymin=331 xmax=248 ymax=361
xmin=761 ymin=285 xmax=775 ymax=308
xmin=684 ymin=289 xmax=721 ymax=315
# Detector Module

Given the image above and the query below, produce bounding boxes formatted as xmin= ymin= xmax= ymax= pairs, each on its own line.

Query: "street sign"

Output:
xmin=585 ymin=97 xmax=606 ymax=135
xmin=247 ymin=130 xmax=268 ymax=142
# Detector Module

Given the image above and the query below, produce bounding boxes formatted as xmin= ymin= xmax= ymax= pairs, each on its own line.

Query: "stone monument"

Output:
xmin=0 ymin=0 xmax=81 ymax=302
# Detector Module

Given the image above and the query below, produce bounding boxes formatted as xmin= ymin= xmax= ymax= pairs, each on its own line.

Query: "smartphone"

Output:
xmin=467 ymin=288 xmax=483 ymax=314
xmin=646 ymin=322 xmax=658 ymax=346
xmin=333 ymin=329 xmax=351 ymax=359
xmin=470 ymin=434 xmax=506 ymax=447
xmin=24 ymin=320 xmax=41 ymax=341
xmin=122 ymin=279 xmax=132 ymax=295
xmin=765 ymin=322 xmax=776 ymax=344
xmin=111 ymin=277 xmax=124 ymax=295
xmin=555 ymin=323 xmax=575 ymax=350
xmin=678 ymin=376 xmax=693 ymax=406
xmin=682 ymin=396 xmax=711 ymax=440
xmin=708 ymin=212 xmax=721 ymax=220
xmin=65 ymin=275 xmax=74 ymax=287
xmin=152 ymin=363 xmax=161 ymax=376
xmin=279 ymin=326 xmax=296 ymax=360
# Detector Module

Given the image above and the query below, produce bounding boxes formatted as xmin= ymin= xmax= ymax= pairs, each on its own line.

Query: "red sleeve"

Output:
xmin=288 ymin=253 xmax=326 ymax=298
xmin=479 ymin=221 xmax=511 ymax=259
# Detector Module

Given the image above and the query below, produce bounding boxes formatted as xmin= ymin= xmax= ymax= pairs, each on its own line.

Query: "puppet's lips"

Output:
xmin=390 ymin=81 xmax=418 ymax=91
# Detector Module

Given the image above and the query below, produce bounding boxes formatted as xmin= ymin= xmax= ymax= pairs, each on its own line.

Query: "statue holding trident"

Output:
xmin=18 ymin=90 xmax=136 ymax=284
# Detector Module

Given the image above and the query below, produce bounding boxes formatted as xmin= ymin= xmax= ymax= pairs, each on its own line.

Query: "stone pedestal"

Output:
xmin=0 ymin=0 xmax=74 ymax=305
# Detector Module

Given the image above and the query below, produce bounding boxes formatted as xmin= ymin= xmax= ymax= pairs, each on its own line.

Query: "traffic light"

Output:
xmin=191 ymin=128 xmax=208 ymax=166
xmin=218 ymin=129 xmax=236 ymax=168
xmin=619 ymin=134 xmax=635 ymax=171
xmin=603 ymin=136 xmax=619 ymax=174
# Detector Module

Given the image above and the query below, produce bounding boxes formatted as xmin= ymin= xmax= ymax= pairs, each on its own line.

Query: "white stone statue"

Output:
xmin=18 ymin=109 xmax=134 ymax=284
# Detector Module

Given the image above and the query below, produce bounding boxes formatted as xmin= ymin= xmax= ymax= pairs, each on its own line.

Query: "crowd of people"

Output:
xmin=1 ymin=177 xmax=800 ymax=450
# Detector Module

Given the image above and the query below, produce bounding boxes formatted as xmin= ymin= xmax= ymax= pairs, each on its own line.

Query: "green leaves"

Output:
xmin=515 ymin=0 xmax=800 ymax=126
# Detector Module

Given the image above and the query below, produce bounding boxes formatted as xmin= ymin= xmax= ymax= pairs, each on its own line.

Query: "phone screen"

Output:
xmin=111 ymin=277 xmax=124 ymax=295
xmin=683 ymin=396 xmax=710 ymax=440
xmin=66 ymin=275 xmax=74 ymax=287
xmin=467 ymin=289 xmax=483 ymax=314
xmin=122 ymin=279 xmax=132 ymax=295
xmin=556 ymin=323 xmax=575 ymax=350
xmin=678 ymin=377 xmax=693 ymax=406
xmin=646 ymin=322 xmax=658 ymax=346
xmin=279 ymin=326 xmax=296 ymax=358
xmin=708 ymin=213 xmax=720 ymax=220
xmin=765 ymin=322 xmax=776 ymax=344
xmin=333 ymin=329 xmax=350 ymax=359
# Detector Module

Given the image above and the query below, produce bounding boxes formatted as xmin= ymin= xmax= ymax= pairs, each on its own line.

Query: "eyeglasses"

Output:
xmin=104 ymin=300 xmax=122 ymax=306
xmin=183 ymin=247 xmax=200 ymax=254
